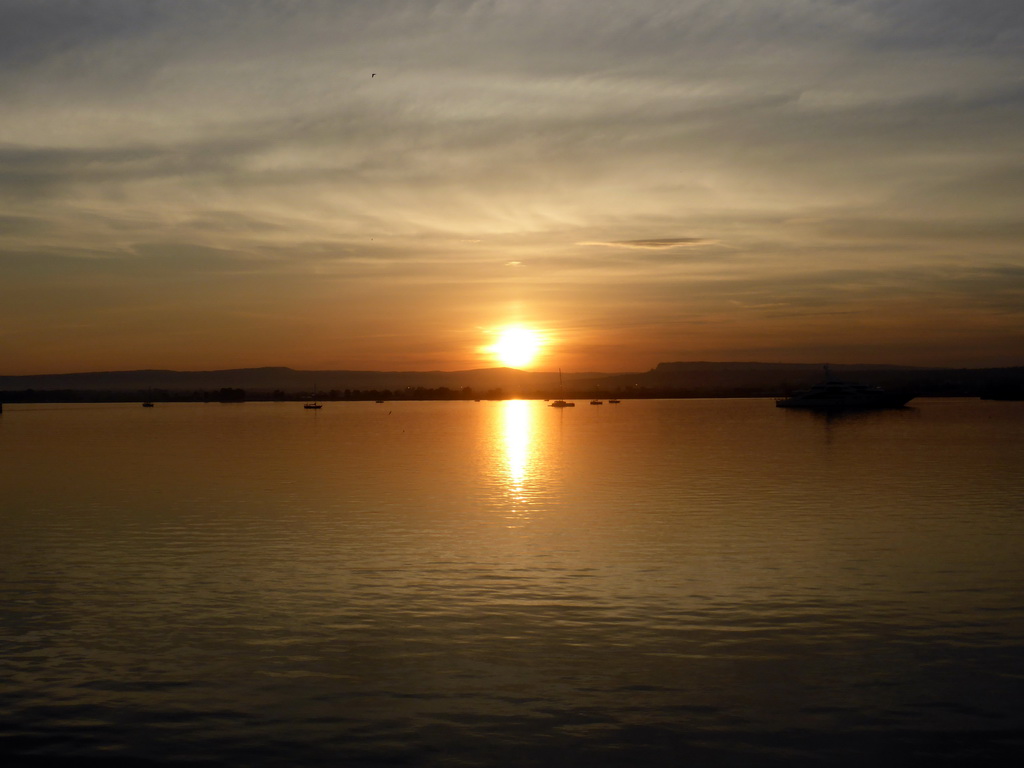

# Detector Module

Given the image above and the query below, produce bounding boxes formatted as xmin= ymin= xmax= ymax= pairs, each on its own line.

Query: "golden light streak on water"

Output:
xmin=499 ymin=399 xmax=536 ymax=525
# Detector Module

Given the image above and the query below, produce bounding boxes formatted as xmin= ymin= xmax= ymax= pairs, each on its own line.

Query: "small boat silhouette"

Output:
xmin=304 ymin=384 xmax=323 ymax=409
xmin=548 ymin=369 xmax=576 ymax=407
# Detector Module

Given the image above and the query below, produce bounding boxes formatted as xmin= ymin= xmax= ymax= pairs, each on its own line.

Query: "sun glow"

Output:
xmin=489 ymin=327 xmax=543 ymax=368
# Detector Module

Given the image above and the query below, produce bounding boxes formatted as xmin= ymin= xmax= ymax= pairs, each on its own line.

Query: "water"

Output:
xmin=1 ymin=398 xmax=1022 ymax=766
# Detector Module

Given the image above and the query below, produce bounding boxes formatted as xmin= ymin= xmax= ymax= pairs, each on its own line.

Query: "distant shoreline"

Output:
xmin=2 ymin=361 xmax=1021 ymax=402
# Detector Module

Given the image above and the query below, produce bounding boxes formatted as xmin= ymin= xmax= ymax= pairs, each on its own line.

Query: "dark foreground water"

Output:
xmin=2 ymin=398 xmax=1022 ymax=766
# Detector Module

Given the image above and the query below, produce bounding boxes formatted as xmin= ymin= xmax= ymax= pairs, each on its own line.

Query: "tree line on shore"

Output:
xmin=0 ymin=384 xmax=794 ymax=403
xmin=0 ymin=386 xmax=508 ymax=403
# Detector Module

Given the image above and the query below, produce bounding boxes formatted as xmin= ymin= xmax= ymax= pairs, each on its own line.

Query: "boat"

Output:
xmin=980 ymin=387 xmax=1024 ymax=401
xmin=142 ymin=402 xmax=154 ymax=408
xmin=775 ymin=366 xmax=913 ymax=410
xmin=590 ymin=400 xmax=603 ymax=405
xmin=304 ymin=384 xmax=323 ymax=409
xmin=548 ymin=368 xmax=576 ymax=407
xmin=609 ymin=399 xmax=621 ymax=404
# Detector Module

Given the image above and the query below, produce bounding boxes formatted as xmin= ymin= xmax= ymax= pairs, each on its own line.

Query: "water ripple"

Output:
xmin=2 ymin=400 xmax=1023 ymax=765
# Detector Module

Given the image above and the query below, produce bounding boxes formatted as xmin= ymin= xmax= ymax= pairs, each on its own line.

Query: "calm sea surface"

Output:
xmin=1 ymin=398 xmax=1022 ymax=766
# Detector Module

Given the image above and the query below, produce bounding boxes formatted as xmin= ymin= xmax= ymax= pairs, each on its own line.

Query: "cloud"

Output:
xmin=0 ymin=0 xmax=1021 ymax=371
xmin=583 ymin=238 xmax=717 ymax=250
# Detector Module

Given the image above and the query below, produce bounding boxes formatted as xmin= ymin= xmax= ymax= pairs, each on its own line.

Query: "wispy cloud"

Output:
xmin=0 ymin=0 xmax=1020 ymax=371
xmin=582 ymin=238 xmax=717 ymax=250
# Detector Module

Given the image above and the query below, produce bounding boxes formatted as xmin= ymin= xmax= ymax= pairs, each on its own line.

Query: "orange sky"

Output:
xmin=1 ymin=1 xmax=1021 ymax=374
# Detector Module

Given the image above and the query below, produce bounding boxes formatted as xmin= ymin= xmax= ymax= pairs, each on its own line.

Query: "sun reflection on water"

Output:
xmin=499 ymin=400 xmax=537 ymax=525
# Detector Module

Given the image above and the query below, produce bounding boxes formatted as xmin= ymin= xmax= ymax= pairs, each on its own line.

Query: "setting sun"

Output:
xmin=489 ymin=327 xmax=543 ymax=368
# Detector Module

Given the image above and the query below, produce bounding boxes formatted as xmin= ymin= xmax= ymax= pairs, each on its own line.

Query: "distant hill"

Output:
xmin=1 ymin=362 xmax=1021 ymax=401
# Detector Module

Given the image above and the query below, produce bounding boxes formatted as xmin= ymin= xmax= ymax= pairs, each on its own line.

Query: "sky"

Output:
xmin=1 ymin=0 xmax=1022 ymax=374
